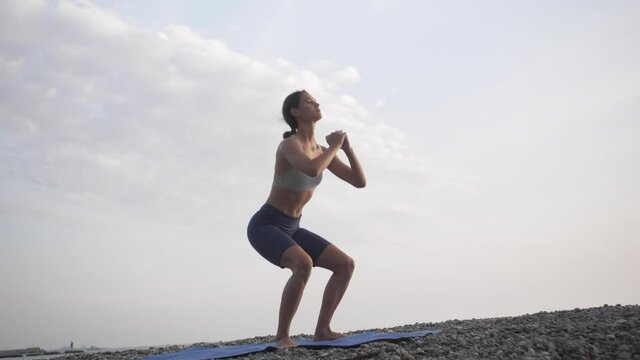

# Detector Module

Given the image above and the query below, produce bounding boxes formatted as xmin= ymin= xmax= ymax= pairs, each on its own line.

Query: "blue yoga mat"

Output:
xmin=143 ymin=330 xmax=441 ymax=360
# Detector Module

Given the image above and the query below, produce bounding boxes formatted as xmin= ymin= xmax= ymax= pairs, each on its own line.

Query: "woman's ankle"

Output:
xmin=274 ymin=335 xmax=297 ymax=348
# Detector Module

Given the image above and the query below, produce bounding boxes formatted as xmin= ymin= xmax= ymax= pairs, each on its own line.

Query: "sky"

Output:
xmin=1 ymin=0 xmax=639 ymax=351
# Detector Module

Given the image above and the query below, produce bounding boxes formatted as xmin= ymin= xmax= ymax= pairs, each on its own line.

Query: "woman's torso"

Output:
xmin=266 ymin=136 xmax=324 ymax=218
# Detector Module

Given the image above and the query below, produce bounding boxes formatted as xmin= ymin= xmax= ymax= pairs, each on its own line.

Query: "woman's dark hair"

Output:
xmin=282 ymin=90 xmax=305 ymax=138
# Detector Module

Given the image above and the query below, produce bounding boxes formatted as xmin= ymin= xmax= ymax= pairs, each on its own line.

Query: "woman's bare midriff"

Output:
xmin=266 ymin=186 xmax=314 ymax=218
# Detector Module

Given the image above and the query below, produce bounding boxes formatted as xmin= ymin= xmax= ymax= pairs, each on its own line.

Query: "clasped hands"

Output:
xmin=325 ymin=130 xmax=350 ymax=150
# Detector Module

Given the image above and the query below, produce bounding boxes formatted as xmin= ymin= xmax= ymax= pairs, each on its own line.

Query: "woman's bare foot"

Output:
xmin=313 ymin=329 xmax=347 ymax=341
xmin=275 ymin=336 xmax=298 ymax=349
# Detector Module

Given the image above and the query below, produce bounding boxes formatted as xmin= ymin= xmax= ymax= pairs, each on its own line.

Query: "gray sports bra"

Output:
xmin=273 ymin=168 xmax=323 ymax=191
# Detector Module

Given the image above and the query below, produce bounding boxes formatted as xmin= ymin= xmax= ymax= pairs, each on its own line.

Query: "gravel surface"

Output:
xmin=56 ymin=304 xmax=639 ymax=359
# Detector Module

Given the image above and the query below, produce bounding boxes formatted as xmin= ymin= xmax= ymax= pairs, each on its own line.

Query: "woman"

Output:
xmin=247 ymin=90 xmax=367 ymax=348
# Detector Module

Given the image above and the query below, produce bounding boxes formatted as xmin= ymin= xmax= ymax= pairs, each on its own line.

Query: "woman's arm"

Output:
xmin=280 ymin=133 xmax=344 ymax=177
xmin=324 ymin=136 xmax=367 ymax=188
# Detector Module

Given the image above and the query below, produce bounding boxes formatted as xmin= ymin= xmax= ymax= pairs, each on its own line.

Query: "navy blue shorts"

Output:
xmin=247 ymin=203 xmax=331 ymax=268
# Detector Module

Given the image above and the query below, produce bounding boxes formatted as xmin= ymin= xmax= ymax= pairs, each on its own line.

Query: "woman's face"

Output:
xmin=293 ymin=92 xmax=322 ymax=122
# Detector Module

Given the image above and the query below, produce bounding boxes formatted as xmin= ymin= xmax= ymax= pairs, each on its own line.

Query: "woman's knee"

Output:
xmin=333 ymin=255 xmax=355 ymax=277
xmin=343 ymin=256 xmax=355 ymax=276
xmin=315 ymin=244 xmax=355 ymax=276
xmin=280 ymin=246 xmax=313 ymax=278
xmin=292 ymin=255 xmax=313 ymax=276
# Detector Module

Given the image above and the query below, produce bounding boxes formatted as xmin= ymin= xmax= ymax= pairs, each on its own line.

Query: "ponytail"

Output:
xmin=283 ymin=129 xmax=296 ymax=138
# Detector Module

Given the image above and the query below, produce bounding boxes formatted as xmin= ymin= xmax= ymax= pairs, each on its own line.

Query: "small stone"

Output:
xmin=618 ymin=344 xmax=632 ymax=352
xmin=618 ymin=352 xmax=632 ymax=360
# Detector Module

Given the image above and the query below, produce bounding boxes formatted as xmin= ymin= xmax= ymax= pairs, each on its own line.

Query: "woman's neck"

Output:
xmin=296 ymin=121 xmax=315 ymax=144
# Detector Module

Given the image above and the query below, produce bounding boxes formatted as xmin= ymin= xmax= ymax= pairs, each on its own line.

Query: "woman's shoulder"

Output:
xmin=278 ymin=135 xmax=301 ymax=151
xmin=278 ymin=135 xmax=321 ymax=154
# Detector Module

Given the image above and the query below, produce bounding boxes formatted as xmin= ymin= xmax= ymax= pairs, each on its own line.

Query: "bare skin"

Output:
xmin=265 ymin=92 xmax=366 ymax=348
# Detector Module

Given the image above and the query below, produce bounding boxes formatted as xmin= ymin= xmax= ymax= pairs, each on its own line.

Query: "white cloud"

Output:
xmin=334 ymin=65 xmax=361 ymax=83
xmin=374 ymin=98 xmax=387 ymax=108
xmin=1 ymin=0 xmax=445 ymax=230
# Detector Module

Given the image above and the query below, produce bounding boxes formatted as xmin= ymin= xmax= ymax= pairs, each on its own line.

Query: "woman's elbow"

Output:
xmin=353 ymin=180 xmax=366 ymax=188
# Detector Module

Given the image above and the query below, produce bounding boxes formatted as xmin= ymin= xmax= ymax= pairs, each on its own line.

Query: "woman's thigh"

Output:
xmin=291 ymin=228 xmax=332 ymax=267
xmin=314 ymin=243 xmax=354 ymax=274
xmin=247 ymin=224 xmax=297 ymax=268
xmin=279 ymin=245 xmax=313 ymax=271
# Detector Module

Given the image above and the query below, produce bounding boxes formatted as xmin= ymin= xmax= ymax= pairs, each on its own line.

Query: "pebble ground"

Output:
xmin=57 ymin=304 xmax=639 ymax=359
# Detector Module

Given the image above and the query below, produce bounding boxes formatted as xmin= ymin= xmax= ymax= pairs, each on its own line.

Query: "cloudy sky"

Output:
xmin=1 ymin=0 xmax=639 ymax=351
